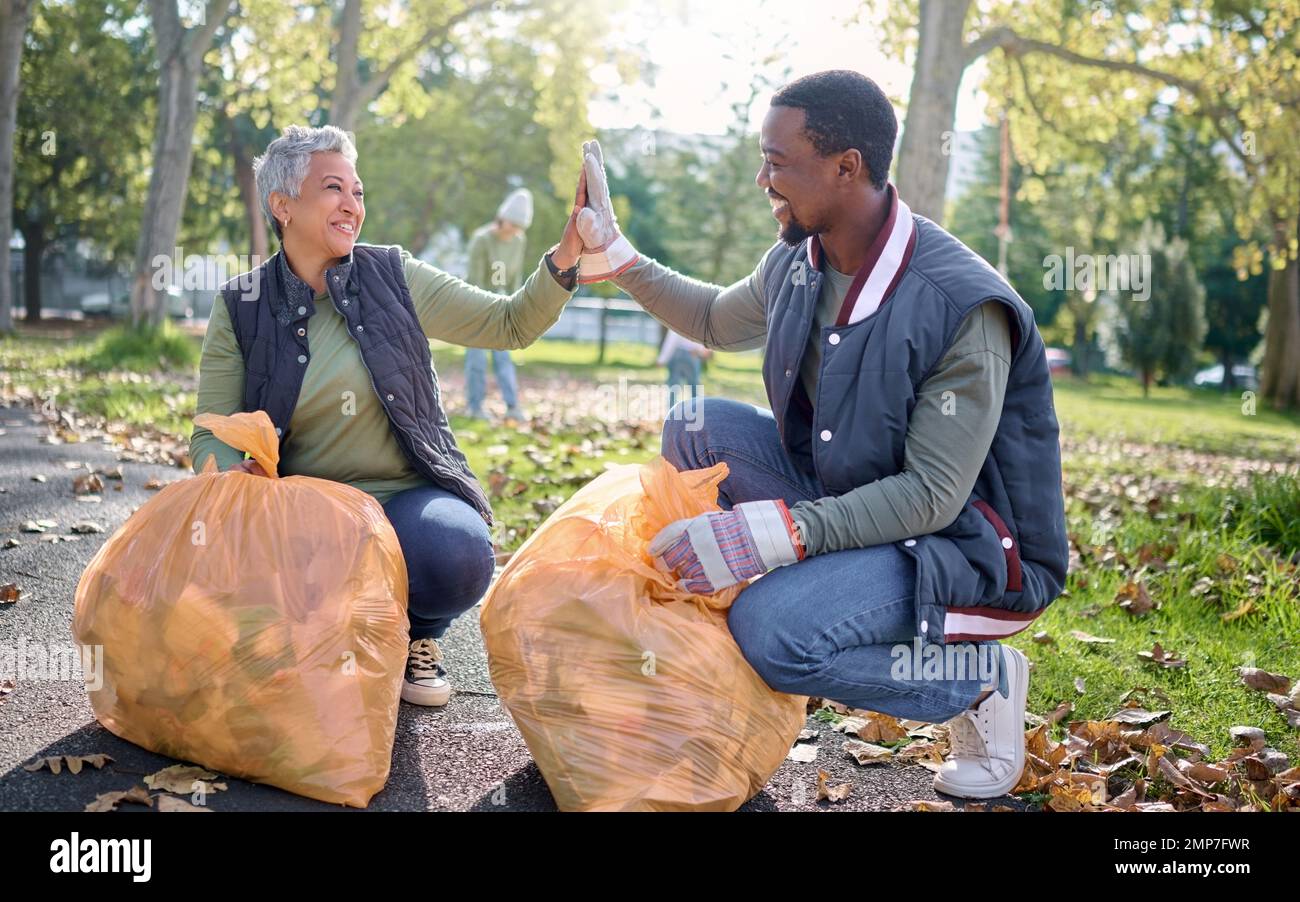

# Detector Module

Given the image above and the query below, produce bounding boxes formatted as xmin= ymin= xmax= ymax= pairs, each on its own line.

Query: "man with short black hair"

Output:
xmin=573 ymin=70 xmax=1069 ymax=800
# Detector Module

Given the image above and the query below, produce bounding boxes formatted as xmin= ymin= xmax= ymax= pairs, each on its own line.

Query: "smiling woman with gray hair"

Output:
xmin=190 ymin=124 xmax=586 ymax=709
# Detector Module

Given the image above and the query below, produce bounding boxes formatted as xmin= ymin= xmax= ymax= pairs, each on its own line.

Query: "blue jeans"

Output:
xmin=464 ymin=348 xmax=521 ymax=413
xmin=665 ymin=349 xmax=702 ymax=408
xmin=381 ymin=484 xmax=495 ymax=641
xmin=661 ymin=397 xmax=1006 ymax=722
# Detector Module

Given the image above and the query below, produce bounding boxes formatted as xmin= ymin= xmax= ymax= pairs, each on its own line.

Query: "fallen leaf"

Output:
xmin=905 ymin=799 xmax=955 ymax=812
xmin=1115 ymin=580 xmax=1157 ymax=615
xmin=1137 ymin=642 xmax=1186 ymax=668
xmin=843 ymin=739 xmax=893 ymax=765
xmin=85 ymin=786 xmax=153 ymax=812
xmin=816 ymin=769 xmax=852 ymax=802
xmin=1222 ymin=599 xmax=1255 ymax=622
xmin=1031 ymin=631 xmax=1055 ymax=645
xmin=31 ymin=474 xmax=46 ymax=483
xmin=854 ymin=712 xmax=909 ymax=742
xmin=3 ymin=538 xmax=19 ymax=548
xmin=72 ymin=473 xmax=103 ymax=495
xmin=143 ymin=764 xmax=227 ymax=794
xmin=23 ymin=754 xmax=113 ymax=775
xmin=786 ymin=743 xmax=818 ymax=764
xmin=1238 ymin=667 xmax=1292 ymax=694
xmin=1230 ymin=726 xmax=1267 ymax=746
xmin=156 ymin=795 xmax=213 ymax=813
xmin=1070 ymin=630 xmax=1115 ymax=644
xmin=1108 ymin=707 xmax=1171 ymax=726
xmin=71 ymin=521 xmax=105 ymax=534
xmin=1 ymin=583 xmax=20 ymax=604
xmin=1046 ymin=701 xmax=1074 ymax=725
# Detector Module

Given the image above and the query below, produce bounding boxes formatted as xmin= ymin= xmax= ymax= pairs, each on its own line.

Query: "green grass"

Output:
xmin=1052 ymin=373 xmax=1300 ymax=460
xmin=4 ymin=324 xmax=1298 ymax=764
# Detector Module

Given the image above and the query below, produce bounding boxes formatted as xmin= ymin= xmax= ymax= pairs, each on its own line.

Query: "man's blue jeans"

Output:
xmin=661 ymin=397 xmax=1006 ymax=723
xmin=464 ymin=348 xmax=521 ymax=414
xmin=381 ymin=484 xmax=495 ymax=641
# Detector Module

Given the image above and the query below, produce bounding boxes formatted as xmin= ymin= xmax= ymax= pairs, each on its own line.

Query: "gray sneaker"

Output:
xmin=402 ymin=638 xmax=451 ymax=707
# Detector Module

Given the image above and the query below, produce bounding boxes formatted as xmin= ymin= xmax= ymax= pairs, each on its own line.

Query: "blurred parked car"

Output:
xmin=1193 ymin=364 xmax=1259 ymax=391
xmin=82 ymin=286 xmax=190 ymax=319
xmin=1045 ymin=347 xmax=1072 ymax=375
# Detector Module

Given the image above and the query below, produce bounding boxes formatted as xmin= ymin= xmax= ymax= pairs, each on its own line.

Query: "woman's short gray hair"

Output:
xmin=253 ymin=125 xmax=358 ymax=241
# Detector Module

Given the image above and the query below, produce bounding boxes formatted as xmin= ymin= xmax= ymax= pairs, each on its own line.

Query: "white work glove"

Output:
xmin=648 ymin=500 xmax=806 ymax=595
xmin=576 ymin=139 xmax=639 ymax=283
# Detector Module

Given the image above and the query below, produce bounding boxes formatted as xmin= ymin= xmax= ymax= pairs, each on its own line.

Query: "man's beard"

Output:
xmin=778 ymin=209 xmax=817 ymax=247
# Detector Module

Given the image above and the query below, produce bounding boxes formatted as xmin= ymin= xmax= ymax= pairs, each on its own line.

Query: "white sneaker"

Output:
xmin=401 ymin=638 xmax=451 ymax=707
xmin=932 ymin=644 xmax=1029 ymax=799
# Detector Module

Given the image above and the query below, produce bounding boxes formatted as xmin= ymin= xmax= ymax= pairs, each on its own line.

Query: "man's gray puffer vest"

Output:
xmin=759 ymin=211 xmax=1069 ymax=645
xmin=218 ymin=243 xmax=494 ymax=524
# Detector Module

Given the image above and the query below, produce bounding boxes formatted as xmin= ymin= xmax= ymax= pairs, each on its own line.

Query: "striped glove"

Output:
xmin=575 ymin=139 xmax=639 ymax=283
xmin=648 ymin=500 xmax=806 ymax=595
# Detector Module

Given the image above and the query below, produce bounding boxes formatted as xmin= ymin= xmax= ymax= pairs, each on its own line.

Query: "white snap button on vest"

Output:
xmin=342 ymin=299 xmax=349 ymax=306
xmin=333 ymin=274 xmax=340 ymax=282
xmin=920 ymin=619 xmax=928 ymax=633
xmin=297 ymin=305 xmax=306 ymax=315
xmin=386 ymin=393 xmax=394 ymax=401
xmin=297 ymin=354 xmax=307 ymax=364
xmin=356 ymin=324 xmax=364 ymax=332
xmin=275 ymin=427 xmax=282 ymax=436
xmin=828 ymin=333 xmax=841 ymax=346
xmin=785 ymin=369 xmax=792 ymax=378
xmin=820 ymin=429 xmax=832 ymax=441
xmin=297 ymin=327 xmax=305 ymax=336
xmin=1001 ymin=536 xmax=1014 ymax=549
xmin=904 ymin=538 xmax=917 ymax=547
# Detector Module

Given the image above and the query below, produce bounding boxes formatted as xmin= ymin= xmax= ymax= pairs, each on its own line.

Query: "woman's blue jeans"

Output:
xmin=381 ymin=484 xmax=495 ymax=641
xmin=661 ymin=397 xmax=1006 ymax=723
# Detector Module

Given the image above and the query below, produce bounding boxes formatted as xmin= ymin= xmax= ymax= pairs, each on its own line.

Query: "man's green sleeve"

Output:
xmin=610 ymin=246 xmax=774 ymax=352
xmin=790 ymin=301 xmax=1014 ymax=554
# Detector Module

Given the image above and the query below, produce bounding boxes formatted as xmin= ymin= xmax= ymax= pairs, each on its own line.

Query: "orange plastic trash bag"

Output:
xmin=480 ymin=456 xmax=807 ymax=811
xmin=72 ymin=410 xmax=410 ymax=807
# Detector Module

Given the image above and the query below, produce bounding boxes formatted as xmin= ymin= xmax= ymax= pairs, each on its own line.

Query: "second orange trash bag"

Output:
xmin=72 ymin=410 xmax=410 ymax=807
xmin=480 ymin=457 xmax=808 ymax=811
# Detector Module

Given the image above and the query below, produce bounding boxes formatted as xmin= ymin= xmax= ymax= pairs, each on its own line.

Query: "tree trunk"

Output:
xmin=129 ymin=0 xmax=230 ymax=329
xmin=130 ymin=53 xmax=201 ymax=328
xmin=331 ymin=0 xmax=363 ymax=132
xmin=0 ymin=0 xmax=30 ymax=334
xmin=1220 ymin=346 xmax=1234 ymax=392
xmin=894 ymin=0 xmax=970 ymax=224
xmin=229 ymin=121 xmax=268 ymax=261
xmin=21 ymin=222 xmax=42 ymax=321
xmin=1072 ymin=315 xmax=1090 ymax=378
xmin=1141 ymin=369 xmax=1151 ymax=397
xmin=1259 ymin=218 xmax=1300 ymax=409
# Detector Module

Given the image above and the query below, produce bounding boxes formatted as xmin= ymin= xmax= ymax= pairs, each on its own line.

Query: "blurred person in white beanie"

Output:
xmin=463 ymin=188 xmax=535 ymax=422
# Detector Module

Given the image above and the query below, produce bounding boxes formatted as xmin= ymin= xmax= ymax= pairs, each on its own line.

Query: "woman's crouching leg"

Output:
xmin=381 ymin=484 xmax=496 ymax=641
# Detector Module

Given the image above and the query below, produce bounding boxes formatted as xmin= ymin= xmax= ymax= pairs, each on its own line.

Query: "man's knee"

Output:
xmin=726 ymin=596 xmax=810 ymax=693
xmin=660 ymin=396 xmax=711 ymax=469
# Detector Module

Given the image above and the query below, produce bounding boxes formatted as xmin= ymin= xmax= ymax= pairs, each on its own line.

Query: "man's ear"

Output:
xmin=836 ymin=149 xmax=864 ymax=182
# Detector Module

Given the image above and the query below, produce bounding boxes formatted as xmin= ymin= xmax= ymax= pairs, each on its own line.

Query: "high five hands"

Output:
xmin=565 ymin=140 xmax=639 ymax=283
